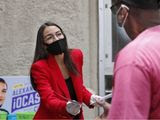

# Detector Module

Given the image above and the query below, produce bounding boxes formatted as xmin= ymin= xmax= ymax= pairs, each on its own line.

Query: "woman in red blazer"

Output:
xmin=30 ymin=22 xmax=104 ymax=119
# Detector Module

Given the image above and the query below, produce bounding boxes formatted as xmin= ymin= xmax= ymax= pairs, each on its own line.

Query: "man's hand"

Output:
xmin=95 ymin=102 xmax=111 ymax=120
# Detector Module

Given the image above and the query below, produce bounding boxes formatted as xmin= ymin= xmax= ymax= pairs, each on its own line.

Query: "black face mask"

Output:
xmin=46 ymin=38 xmax=67 ymax=55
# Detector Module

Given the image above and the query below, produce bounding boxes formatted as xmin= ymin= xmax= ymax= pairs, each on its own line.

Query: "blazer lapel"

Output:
xmin=47 ymin=54 xmax=71 ymax=99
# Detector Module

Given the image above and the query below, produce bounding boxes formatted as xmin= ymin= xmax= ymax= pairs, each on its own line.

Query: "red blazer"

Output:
xmin=31 ymin=49 xmax=92 ymax=119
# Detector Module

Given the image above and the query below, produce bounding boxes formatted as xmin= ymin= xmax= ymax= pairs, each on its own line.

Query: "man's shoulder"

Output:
xmin=138 ymin=25 xmax=160 ymax=41
xmin=120 ymin=25 xmax=160 ymax=56
xmin=147 ymin=25 xmax=160 ymax=33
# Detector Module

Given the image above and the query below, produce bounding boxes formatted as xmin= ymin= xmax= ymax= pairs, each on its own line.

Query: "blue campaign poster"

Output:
xmin=0 ymin=76 xmax=40 ymax=114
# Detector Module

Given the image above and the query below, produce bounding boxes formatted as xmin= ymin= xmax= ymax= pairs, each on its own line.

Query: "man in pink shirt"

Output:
xmin=108 ymin=0 xmax=160 ymax=119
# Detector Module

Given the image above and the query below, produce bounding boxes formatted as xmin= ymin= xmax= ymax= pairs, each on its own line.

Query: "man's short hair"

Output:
xmin=120 ymin=0 xmax=160 ymax=9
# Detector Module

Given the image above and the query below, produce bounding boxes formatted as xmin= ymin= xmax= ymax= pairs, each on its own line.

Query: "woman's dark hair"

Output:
xmin=0 ymin=78 xmax=7 ymax=89
xmin=30 ymin=21 xmax=79 ymax=90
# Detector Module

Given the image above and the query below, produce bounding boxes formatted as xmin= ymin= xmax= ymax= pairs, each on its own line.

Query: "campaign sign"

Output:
xmin=0 ymin=76 xmax=40 ymax=114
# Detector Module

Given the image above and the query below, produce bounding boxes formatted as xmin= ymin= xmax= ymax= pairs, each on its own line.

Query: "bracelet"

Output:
xmin=66 ymin=100 xmax=81 ymax=116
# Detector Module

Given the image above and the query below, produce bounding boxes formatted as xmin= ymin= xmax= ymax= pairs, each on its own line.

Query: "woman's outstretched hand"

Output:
xmin=90 ymin=95 xmax=106 ymax=106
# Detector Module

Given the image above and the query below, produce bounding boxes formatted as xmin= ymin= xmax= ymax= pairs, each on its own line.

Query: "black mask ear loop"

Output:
xmin=116 ymin=4 xmax=129 ymax=27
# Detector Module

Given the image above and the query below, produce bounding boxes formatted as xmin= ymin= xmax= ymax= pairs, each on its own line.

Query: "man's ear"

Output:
xmin=117 ymin=6 xmax=129 ymax=27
